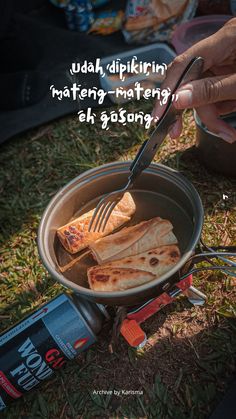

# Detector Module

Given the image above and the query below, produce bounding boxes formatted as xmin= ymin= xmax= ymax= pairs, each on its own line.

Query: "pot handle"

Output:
xmin=180 ymin=239 xmax=236 ymax=279
xmin=199 ymin=239 xmax=236 ymax=254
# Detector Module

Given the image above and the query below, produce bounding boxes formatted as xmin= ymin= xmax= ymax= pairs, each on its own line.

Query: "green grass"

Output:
xmin=0 ymin=102 xmax=236 ymax=419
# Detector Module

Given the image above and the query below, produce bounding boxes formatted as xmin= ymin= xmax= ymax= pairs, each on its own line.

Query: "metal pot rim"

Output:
xmin=38 ymin=162 xmax=204 ymax=299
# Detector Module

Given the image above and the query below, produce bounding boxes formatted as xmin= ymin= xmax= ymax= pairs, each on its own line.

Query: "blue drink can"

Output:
xmin=0 ymin=293 xmax=107 ymax=410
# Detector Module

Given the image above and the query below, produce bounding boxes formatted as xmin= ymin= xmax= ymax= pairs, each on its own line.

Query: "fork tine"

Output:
xmin=92 ymin=200 xmax=109 ymax=232
xmin=88 ymin=198 xmax=107 ymax=232
xmin=96 ymin=200 xmax=114 ymax=232
xmin=100 ymin=200 xmax=118 ymax=232
xmin=88 ymin=184 xmax=128 ymax=233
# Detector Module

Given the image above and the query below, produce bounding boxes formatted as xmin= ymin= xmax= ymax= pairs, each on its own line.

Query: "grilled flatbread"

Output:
xmin=57 ymin=192 xmax=136 ymax=254
xmin=90 ymin=217 xmax=177 ymax=264
xmin=88 ymin=244 xmax=181 ymax=292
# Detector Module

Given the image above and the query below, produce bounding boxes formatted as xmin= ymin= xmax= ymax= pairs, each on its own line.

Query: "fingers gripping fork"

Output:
xmin=88 ymin=57 xmax=204 ymax=233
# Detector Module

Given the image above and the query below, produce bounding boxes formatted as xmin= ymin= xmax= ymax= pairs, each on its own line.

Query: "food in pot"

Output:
xmin=57 ymin=192 xmax=136 ymax=254
xmin=89 ymin=217 xmax=177 ymax=264
xmin=88 ymin=244 xmax=181 ymax=291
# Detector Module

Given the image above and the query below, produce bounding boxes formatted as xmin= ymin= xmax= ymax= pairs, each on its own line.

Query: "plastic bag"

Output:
xmin=123 ymin=0 xmax=198 ymax=44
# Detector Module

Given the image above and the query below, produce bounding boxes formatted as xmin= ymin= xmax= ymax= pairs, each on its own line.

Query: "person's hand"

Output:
xmin=153 ymin=18 xmax=236 ymax=143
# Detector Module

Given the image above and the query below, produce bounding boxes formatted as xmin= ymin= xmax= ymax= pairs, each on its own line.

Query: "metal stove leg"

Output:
xmin=120 ymin=277 xmax=206 ymax=347
xmin=183 ymin=286 xmax=207 ymax=306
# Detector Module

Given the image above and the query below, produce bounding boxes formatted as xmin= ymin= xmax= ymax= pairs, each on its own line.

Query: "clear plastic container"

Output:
xmin=100 ymin=43 xmax=176 ymax=104
xmin=172 ymin=15 xmax=232 ymax=54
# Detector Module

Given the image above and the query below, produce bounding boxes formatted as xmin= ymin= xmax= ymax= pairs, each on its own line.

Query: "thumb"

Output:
xmin=174 ymin=74 xmax=236 ymax=109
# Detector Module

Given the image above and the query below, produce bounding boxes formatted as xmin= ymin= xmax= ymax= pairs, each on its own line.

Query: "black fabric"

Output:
xmin=0 ymin=71 xmax=49 ymax=111
xmin=209 ymin=377 xmax=236 ymax=419
xmin=0 ymin=0 xmax=13 ymax=38
xmin=0 ymin=28 xmax=41 ymax=73
xmin=0 ymin=0 xmax=137 ymax=143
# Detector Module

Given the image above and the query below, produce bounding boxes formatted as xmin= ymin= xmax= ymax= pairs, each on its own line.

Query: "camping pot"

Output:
xmin=195 ymin=111 xmax=236 ymax=178
xmin=38 ymin=162 xmax=235 ymax=306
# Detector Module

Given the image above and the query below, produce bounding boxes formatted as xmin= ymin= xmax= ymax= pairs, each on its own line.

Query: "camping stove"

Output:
xmin=120 ymin=275 xmax=206 ymax=348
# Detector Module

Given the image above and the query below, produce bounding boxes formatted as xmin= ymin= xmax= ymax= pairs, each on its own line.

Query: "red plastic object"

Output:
xmin=177 ymin=275 xmax=192 ymax=291
xmin=127 ymin=293 xmax=173 ymax=324
xmin=127 ymin=275 xmax=193 ymax=324
xmin=120 ymin=275 xmax=193 ymax=347
xmin=120 ymin=319 xmax=146 ymax=347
